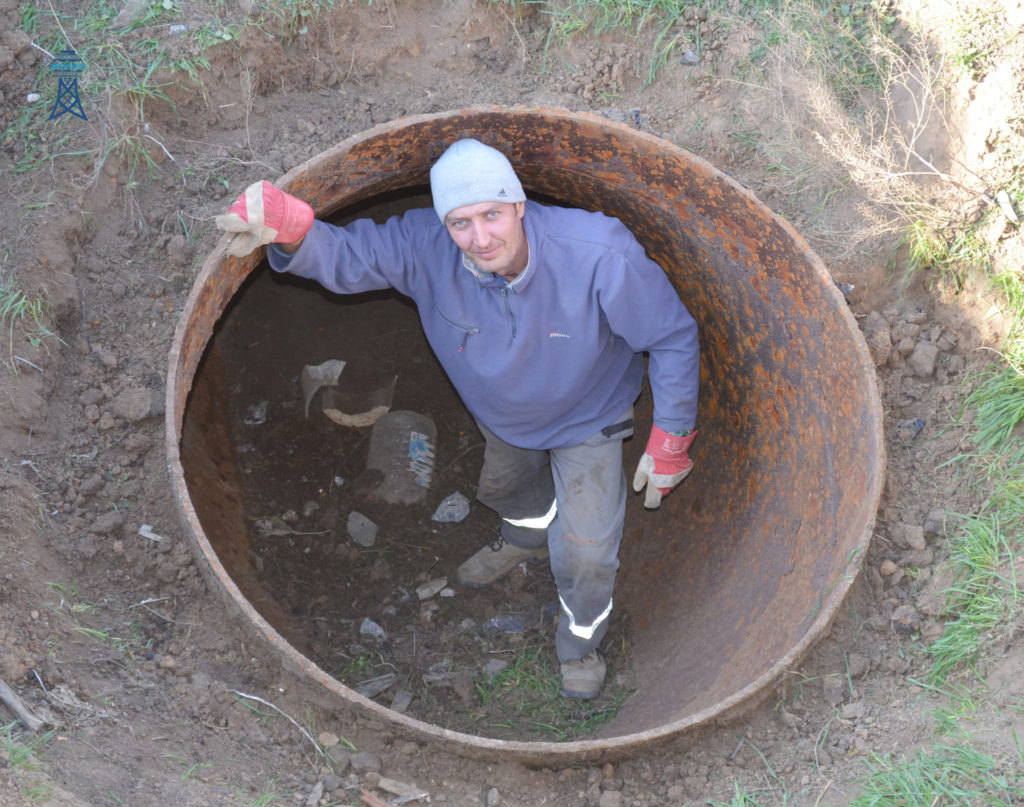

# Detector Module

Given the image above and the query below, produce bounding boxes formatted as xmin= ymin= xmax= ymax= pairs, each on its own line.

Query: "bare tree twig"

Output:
xmin=0 ymin=678 xmax=46 ymax=732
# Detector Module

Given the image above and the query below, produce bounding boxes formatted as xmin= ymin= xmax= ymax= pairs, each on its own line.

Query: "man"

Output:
xmin=216 ymin=138 xmax=700 ymax=699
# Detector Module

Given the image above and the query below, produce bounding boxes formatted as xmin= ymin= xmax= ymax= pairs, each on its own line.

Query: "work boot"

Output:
xmin=560 ymin=651 xmax=606 ymax=699
xmin=456 ymin=537 xmax=548 ymax=588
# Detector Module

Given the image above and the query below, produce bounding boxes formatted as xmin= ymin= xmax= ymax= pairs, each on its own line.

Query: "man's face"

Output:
xmin=444 ymin=201 xmax=528 ymax=280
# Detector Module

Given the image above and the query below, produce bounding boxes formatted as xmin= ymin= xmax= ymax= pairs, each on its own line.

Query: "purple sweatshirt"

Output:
xmin=268 ymin=200 xmax=699 ymax=450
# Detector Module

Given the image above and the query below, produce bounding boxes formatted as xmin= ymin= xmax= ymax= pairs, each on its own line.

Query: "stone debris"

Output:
xmin=347 ymin=511 xmax=378 ymax=546
xmin=243 ymin=400 xmax=268 ymax=425
xmin=390 ymin=689 xmax=414 ymax=713
xmin=364 ymin=771 xmax=430 ymax=801
xmin=359 ymin=617 xmax=388 ymax=643
xmin=822 ymin=677 xmax=847 ymax=707
xmin=355 ymin=673 xmax=396 ymax=698
xmin=890 ymin=523 xmax=926 ymax=551
xmin=431 ymin=491 xmax=470 ymax=522
xmin=415 ymin=577 xmax=447 ymax=600
xmin=890 ymin=604 xmax=922 ymax=635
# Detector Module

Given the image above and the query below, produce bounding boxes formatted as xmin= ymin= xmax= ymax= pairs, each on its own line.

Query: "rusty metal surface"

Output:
xmin=165 ymin=107 xmax=884 ymax=764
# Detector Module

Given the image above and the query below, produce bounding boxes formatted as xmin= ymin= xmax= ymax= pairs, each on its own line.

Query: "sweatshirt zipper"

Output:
xmin=501 ymin=287 xmax=517 ymax=339
xmin=436 ymin=307 xmax=480 ymax=353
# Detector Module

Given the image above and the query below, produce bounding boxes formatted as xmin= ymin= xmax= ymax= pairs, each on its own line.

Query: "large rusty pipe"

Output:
xmin=165 ymin=107 xmax=884 ymax=764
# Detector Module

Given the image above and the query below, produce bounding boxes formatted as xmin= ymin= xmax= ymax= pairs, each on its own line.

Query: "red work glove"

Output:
xmin=632 ymin=425 xmax=697 ymax=509
xmin=215 ymin=181 xmax=314 ymax=257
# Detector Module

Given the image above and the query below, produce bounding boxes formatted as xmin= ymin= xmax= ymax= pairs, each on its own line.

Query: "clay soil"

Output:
xmin=2 ymin=1 xmax=1024 ymax=805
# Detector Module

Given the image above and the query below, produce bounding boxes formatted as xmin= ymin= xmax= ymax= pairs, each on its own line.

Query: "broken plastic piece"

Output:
xmin=322 ymin=374 xmax=396 ymax=428
xmin=300 ymin=359 xmax=347 ymax=417
xmin=138 ymin=524 xmax=165 ymax=542
xmin=300 ymin=359 xmax=396 ymax=426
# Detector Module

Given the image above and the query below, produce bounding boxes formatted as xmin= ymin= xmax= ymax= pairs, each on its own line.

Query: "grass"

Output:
xmin=43 ymin=582 xmax=155 ymax=660
xmin=0 ymin=721 xmax=56 ymax=773
xmin=473 ymin=646 xmax=631 ymax=740
xmin=0 ymin=720 xmax=57 ymax=801
xmin=851 ymin=741 xmax=1024 ymax=806
xmin=3 ymin=0 xmax=347 ymax=187
xmin=924 ymin=513 xmax=1020 ymax=687
xmin=0 ymin=272 xmax=58 ymax=372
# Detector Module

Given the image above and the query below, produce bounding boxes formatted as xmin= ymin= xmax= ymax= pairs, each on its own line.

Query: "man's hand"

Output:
xmin=632 ymin=426 xmax=697 ymax=509
xmin=215 ymin=181 xmax=314 ymax=257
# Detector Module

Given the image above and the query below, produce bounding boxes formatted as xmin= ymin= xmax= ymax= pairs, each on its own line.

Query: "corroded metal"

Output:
xmin=166 ymin=107 xmax=884 ymax=764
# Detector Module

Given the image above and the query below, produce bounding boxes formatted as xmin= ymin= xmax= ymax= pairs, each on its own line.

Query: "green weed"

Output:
xmin=708 ymin=780 xmax=794 ymax=806
xmin=926 ymin=513 xmax=1020 ymax=687
xmin=852 ymin=741 xmax=1024 ymax=805
xmin=474 ymin=646 xmax=630 ymax=740
xmin=0 ymin=274 xmax=57 ymax=371
xmin=256 ymin=0 xmax=337 ymax=42
xmin=0 ymin=721 xmax=55 ymax=773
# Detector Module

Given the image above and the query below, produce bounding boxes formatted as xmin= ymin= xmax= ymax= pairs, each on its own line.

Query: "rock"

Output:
xmin=431 ymin=491 xmax=470 ymax=522
xmin=891 ymin=604 xmax=921 ymax=635
xmin=879 ymin=559 xmax=900 ymax=576
xmin=598 ymin=789 xmax=623 ymax=807
xmin=79 ymin=388 xmax=105 ymax=406
xmin=923 ymin=510 xmax=948 ymax=537
xmin=903 ymin=548 xmax=934 ymax=567
xmin=905 ymin=307 xmax=927 ymax=324
xmin=907 ymin=340 xmax=940 ymax=377
xmin=847 ymin=652 xmax=871 ymax=678
xmin=416 ymin=577 xmax=447 ymax=600
xmin=94 ymin=347 xmax=118 ymax=369
xmin=322 ymin=774 xmax=342 ymax=792
xmin=859 ymin=311 xmax=892 ymax=366
xmin=485 ymin=787 xmax=500 ymax=807
xmin=325 ymin=746 xmax=350 ymax=771
xmin=347 ymin=511 xmax=378 ymax=547
xmin=78 ymin=473 xmax=105 ymax=496
xmin=368 ymin=557 xmax=391 ymax=582
xmin=303 ymin=781 xmax=322 ymax=806
xmin=89 ymin=511 xmax=124 ymax=535
xmin=795 ymin=737 xmax=817 ymax=761
xmin=359 ymin=617 xmax=387 ymax=642
xmin=110 ymin=386 xmax=152 ymax=422
xmin=891 ymin=523 xmax=926 ymax=551
xmin=390 ymin=689 xmax=413 ymax=713
xmin=318 ymin=731 xmax=339 ymax=747
xmin=916 ymin=562 xmax=958 ymax=617
xmin=349 ymin=751 xmax=381 ymax=774
xmin=822 ymin=677 xmax=846 ymax=706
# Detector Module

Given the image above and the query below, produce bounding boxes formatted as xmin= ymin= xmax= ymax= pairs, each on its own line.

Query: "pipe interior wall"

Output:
xmin=166 ymin=107 xmax=884 ymax=762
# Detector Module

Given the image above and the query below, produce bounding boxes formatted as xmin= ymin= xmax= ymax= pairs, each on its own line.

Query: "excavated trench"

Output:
xmin=165 ymin=107 xmax=884 ymax=764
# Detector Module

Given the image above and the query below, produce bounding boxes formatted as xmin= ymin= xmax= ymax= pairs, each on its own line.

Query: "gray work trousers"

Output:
xmin=475 ymin=411 xmax=633 ymax=662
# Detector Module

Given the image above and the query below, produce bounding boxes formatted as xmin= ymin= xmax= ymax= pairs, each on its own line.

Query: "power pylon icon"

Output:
xmin=49 ymin=48 xmax=87 ymax=121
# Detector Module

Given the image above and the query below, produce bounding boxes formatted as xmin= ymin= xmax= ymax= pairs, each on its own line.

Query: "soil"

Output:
xmin=2 ymin=1 xmax=1024 ymax=805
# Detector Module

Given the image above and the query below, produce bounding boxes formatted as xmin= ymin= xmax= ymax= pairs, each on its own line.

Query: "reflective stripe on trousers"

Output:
xmin=502 ymin=498 xmax=557 ymax=530
xmin=559 ymin=593 xmax=614 ymax=640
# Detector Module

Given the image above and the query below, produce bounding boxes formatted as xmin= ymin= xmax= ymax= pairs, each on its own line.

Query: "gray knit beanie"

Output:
xmin=430 ymin=139 xmax=526 ymax=222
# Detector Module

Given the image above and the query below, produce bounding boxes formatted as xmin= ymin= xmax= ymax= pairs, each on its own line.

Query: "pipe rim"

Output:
xmin=165 ymin=106 xmax=884 ymax=763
